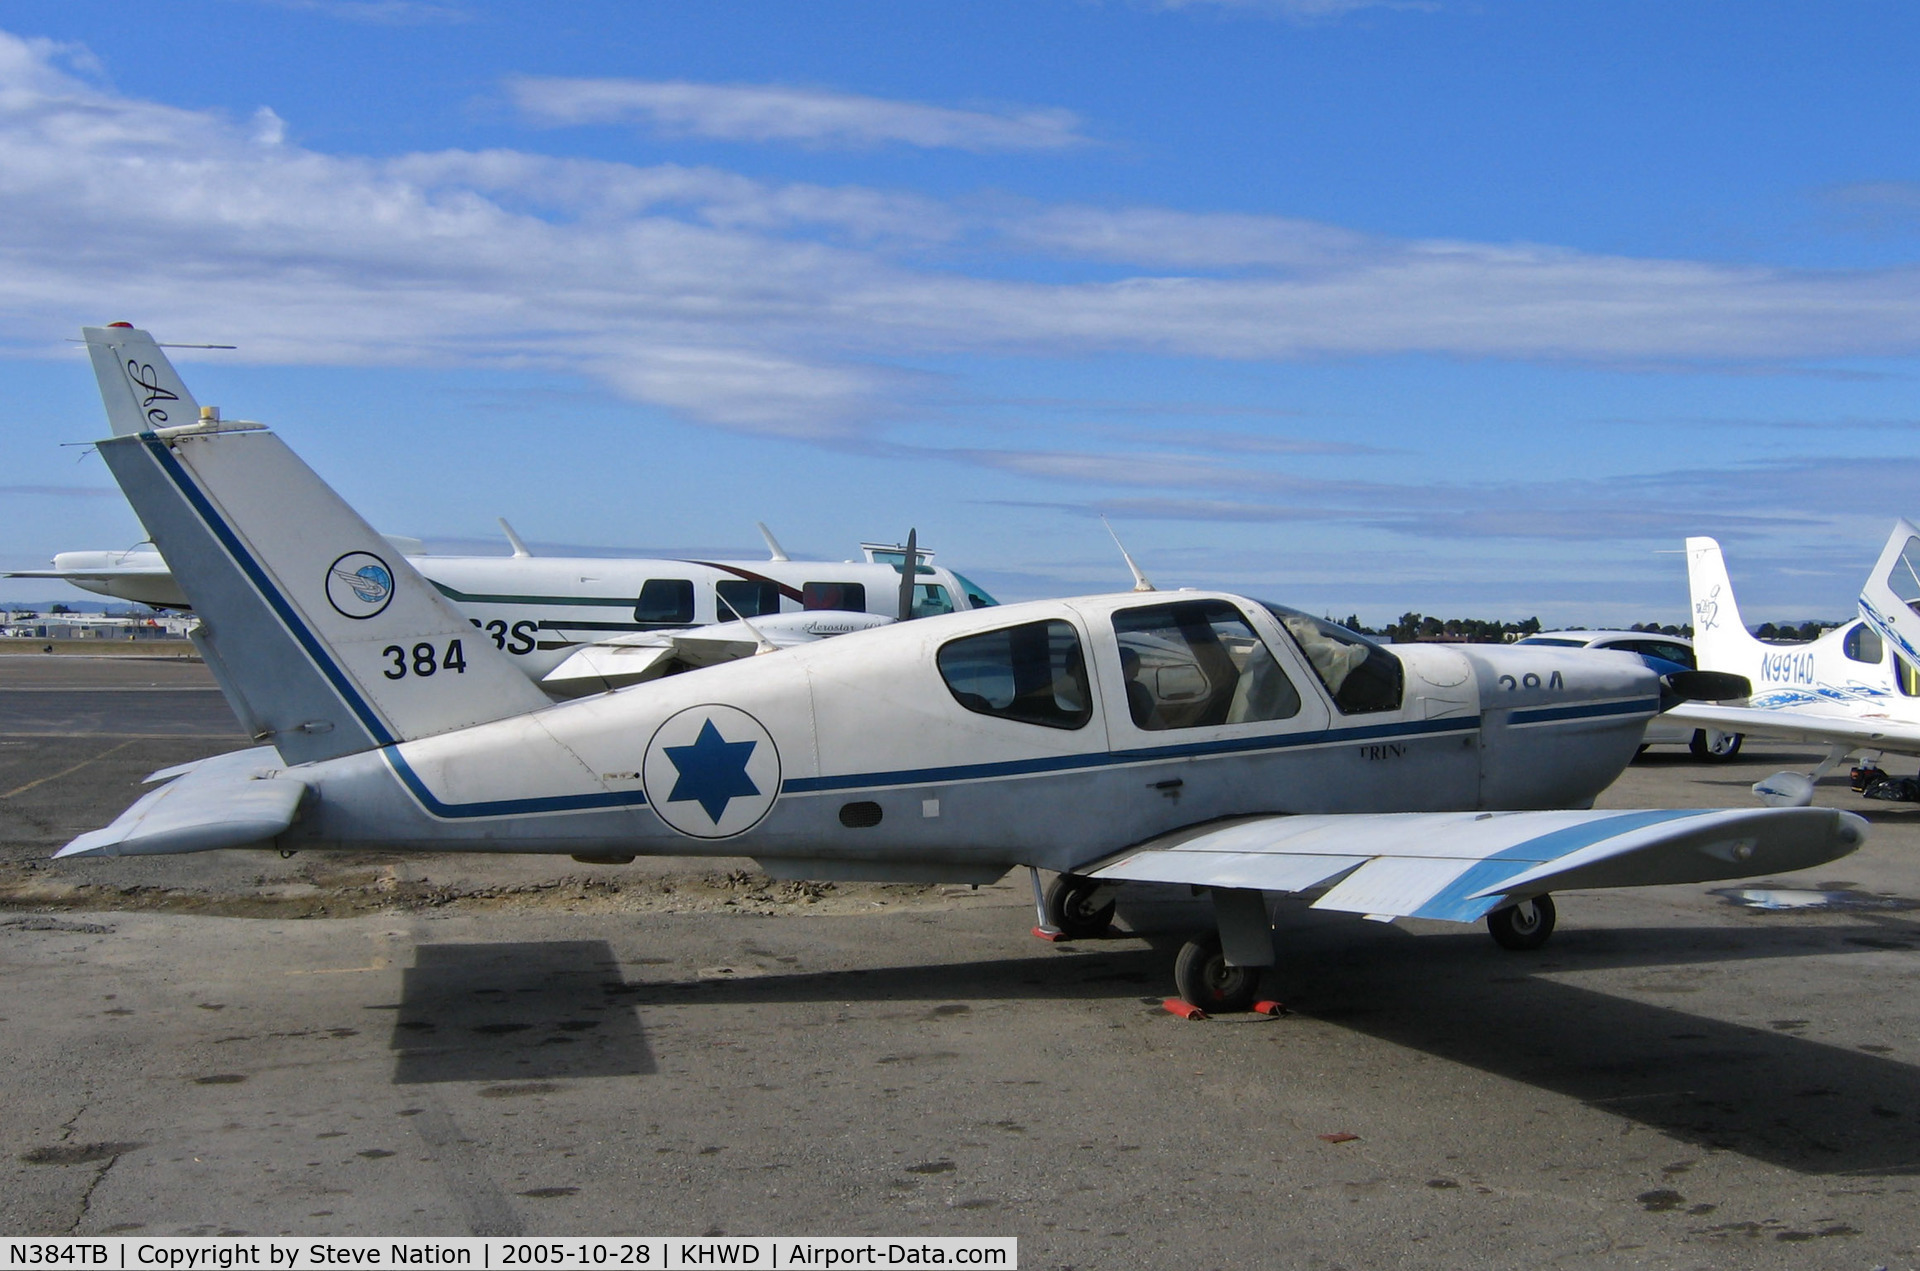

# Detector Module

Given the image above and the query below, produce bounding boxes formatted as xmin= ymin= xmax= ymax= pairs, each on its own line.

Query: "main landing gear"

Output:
xmin=1485 ymin=894 xmax=1556 ymax=951
xmin=1172 ymin=933 xmax=1263 ymax=1014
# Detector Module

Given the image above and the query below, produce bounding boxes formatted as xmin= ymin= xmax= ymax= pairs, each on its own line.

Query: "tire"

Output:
xmin=1044 ymin=874 xmax=1116 ymax=940
xmin=1486 ymin=894 xmax=1556 ymax=951
xmin=1689 ymin=730 xmax=1744 ymax=761
xmin=1173 ymin=934 xmax=1262 ymax=1013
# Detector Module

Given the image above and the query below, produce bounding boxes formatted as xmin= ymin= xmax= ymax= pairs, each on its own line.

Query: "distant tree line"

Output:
xmin=1333 ymin=613 xmax=1547 ymax=644
xmin=1324 ymin=612 xmax=1839 ymax=644
xmin=1752 ymin=621 xmax=1830 ymax=643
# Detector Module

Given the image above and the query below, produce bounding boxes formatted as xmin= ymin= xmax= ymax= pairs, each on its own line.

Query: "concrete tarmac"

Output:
xmin=3 ymin=654 xmax=1920 ymax=1267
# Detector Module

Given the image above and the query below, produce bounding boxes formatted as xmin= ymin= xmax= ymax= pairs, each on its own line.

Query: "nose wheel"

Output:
xmin=1044 ymin=873 xmax=1117 ymax=940
xmin=1172 ymin=933 xmax=1264 ymax=1013
xmin=1486 ymin=894 xmax=1556 ymax=950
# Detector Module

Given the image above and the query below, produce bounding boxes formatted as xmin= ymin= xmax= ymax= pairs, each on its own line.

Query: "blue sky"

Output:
xmin=6 ymin=0 xmax=1920 ymax=624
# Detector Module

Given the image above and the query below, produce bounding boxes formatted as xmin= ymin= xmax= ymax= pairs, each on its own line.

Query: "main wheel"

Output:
xmin=1044 ymin=874 xmax=1116 ymax=940
xmin=1689 ymin=730 xmax=1744 ymax=761
xmin=1173 ymin=934 xmax=1262 ymax=1013
xmin=1486 ymin=894 xmax=1556 ymax=951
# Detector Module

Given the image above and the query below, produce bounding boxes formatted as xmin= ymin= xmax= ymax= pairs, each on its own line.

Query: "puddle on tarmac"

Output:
xmin=1711 ymin=886 xmax=1920 ymax=913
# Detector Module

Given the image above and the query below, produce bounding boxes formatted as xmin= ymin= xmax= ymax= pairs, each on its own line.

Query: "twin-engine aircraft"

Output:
xmin=11 ymin=326 xmax=995 ymax=695
xmin=57 ymin=331 xmax=1867 ymax=1011
xmin=1668 ymin=529 xmax=1920 ymax=806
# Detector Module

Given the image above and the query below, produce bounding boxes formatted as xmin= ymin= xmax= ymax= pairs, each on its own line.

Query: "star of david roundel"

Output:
xmin=641 ymin=704 xmax=782 ymax=839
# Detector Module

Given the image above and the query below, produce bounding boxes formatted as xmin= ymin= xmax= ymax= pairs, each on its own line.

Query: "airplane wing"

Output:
xmin=1083 ymin=806 xmax=1863 ymax=923
xmin=4 ymin=566 xmax=189 ymax=608
xmin=55 ymin=748 xmax=305 ymax=858
xmin=1663 ymin=700 xmax=1920 ymax=756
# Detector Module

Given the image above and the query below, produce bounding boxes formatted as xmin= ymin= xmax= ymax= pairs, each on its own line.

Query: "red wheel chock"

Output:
xmin=1031 ymin=926 xmax=1068 ymax=942
xmin=1252 ymin=1000 xmax=1287 ymax=1016
xmin=1162 ymin=998 xmax=1209 ymax=1020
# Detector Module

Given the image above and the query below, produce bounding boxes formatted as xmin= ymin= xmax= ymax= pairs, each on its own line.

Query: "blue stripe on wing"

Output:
xmin=1410 ymin=809 xmax=1708 ymax=923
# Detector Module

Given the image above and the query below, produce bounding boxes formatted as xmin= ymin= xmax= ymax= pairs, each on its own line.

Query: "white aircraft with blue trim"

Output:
xmin=1667 ymin=529 xmax=1920 ymax=807
xmin=11 ymin=326 xmax=996 ymax=695
xmin=55 ymin=330 xmax=1868 ymax=1012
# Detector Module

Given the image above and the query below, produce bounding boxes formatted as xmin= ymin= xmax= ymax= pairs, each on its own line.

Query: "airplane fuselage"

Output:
xmin=275 ymin=594 xmax=1660 ymax=880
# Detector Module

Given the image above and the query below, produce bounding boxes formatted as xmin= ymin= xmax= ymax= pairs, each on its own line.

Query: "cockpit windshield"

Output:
xmin=1259 ymin=603 xmax=1404 ymax=715
xmin=950 ymin=572 xmax=999 ymax=609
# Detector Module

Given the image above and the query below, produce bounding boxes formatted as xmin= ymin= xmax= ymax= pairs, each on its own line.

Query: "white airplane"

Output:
xmin=55 ymin=336 xmax=1866 ymax=1013
xmin=10 ymin=326 xmax=996 ymax=694
xmin=1668 ymin=529 xmax=1920 ymax=806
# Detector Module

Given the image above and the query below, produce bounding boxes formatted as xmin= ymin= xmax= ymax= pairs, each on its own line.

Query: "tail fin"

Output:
xmin=1685 ymin=536 xmax=1765 ymax=676
xmin=89 ymin=383 xmax=551 ymax=768
xmin=84 ymin=325 xmax=201 ymax=435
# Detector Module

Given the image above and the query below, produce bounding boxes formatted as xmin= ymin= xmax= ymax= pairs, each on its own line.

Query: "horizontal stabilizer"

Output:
xmin=1083 ymin=806 xmax=1866 ymax=924
xmin=56 ymin=748 xmax=304 ymax=858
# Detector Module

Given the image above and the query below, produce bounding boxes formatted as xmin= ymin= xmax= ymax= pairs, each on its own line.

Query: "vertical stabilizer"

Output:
xmin=93 ymin=421 xmax=553 ymax=766
xmin=84 ymin=325 xmax=201 ymax=436
xmin=1685 ymin=536 xmax=1765 ymax=677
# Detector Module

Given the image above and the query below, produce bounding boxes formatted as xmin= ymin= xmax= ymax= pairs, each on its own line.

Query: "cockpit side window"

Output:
xmin=1260 ymin=603 xmax=1404 ymax=715
xmin=937 ymin=620 xmax=1091 ymax=730
xmin=1109 ymin=599 xmax=1302 ymax=731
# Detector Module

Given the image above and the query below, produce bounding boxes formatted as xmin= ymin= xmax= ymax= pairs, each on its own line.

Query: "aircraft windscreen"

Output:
xmin=951 ymin=572 xmax=999 ymax=608
xmin=1259 ymin=604 xmax=1404 ymax=715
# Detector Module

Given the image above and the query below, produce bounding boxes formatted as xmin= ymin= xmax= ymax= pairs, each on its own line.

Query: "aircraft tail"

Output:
xmin=1685 ymin=536 xmax=1767 ymax=676
xmin=88 ymin=353 xmax=552 ymax=766
xmin=84 ymin=325 xmax=201 ymax=435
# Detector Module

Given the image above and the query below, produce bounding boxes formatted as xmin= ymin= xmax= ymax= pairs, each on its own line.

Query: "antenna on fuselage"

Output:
xmin=1102 ymin=516 xmax=1156 ymax=592
xmin=498 ymin=518 xmax=533 ymax=558
xmin=757 ymin=522 xmax=790 ymax=562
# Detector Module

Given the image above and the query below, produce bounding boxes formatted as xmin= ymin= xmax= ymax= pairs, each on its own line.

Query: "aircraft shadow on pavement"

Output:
xmin=390 ymin=940 xmax=655 ymax=1085
xmin=631 ymin=916 xmax=1920 ymax=1177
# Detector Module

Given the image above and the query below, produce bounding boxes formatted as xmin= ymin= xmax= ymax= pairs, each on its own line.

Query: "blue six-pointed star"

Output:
xmin=662 ymin=719 xmax=761 ymax=823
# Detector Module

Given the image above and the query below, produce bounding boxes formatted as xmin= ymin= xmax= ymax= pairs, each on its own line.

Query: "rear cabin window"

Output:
xmin=803 ymin=581 xmax=866 ymax=612
xmin=1110 ymin=599 xmax=1302 ymax=731
xmin=1845 ymin=622 xmax=1884 ymax=665
xmin=937 ymin=620 xmax=1091 ymax=730
xmin=635 ymin=578 xmax=694 ymax=625
xmin=717 ymin=578 xmax=782 ymax=620
xmin=1261 ymin=603 xmax=1404 ymax=715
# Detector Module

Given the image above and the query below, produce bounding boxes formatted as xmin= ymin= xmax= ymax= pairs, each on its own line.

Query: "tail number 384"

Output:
xmin=382 ymin=640 xmax=467 ymax=679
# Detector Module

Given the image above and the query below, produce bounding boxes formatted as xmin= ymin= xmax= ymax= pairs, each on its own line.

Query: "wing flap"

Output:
xmin=1081 ymin=806 xmax=1867 ymax=924
xmin=1094 ymin=848 xmax=1369 ymax=892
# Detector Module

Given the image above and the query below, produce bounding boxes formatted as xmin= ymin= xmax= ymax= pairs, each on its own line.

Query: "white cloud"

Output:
xmin=508 ymin=77 xmax=1088 ymax=152
xmin=6 ymin=29 xmax=1920 ymax=447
